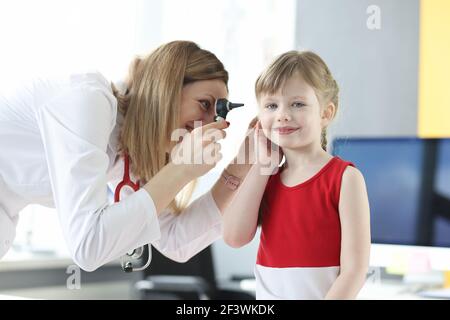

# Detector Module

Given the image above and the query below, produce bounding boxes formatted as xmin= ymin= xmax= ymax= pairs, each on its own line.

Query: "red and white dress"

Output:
xmin=255 ymin=156 xmax=354 ymax=299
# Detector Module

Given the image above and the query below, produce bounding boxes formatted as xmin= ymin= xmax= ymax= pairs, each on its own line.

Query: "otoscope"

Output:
xmin=214 ymin=98 xmax=244 ymax=121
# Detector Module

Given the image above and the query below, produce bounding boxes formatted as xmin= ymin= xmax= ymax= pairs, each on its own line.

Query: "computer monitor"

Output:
xmin=434 ymin=139 xmax=450 ymax=247
xmin=332 ymin=137 xmax=450 ymax=271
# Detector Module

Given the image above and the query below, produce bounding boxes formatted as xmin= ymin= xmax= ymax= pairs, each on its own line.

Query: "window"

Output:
xmin=1 ymin=0 xmax=139 ymax=259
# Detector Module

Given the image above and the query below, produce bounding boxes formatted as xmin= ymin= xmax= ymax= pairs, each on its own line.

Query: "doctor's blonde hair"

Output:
xmin=112 ymin=41 xmax=228 ymax=214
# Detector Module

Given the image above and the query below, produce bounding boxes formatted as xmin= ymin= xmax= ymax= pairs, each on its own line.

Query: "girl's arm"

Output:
xmin=211 ymin=118 xmax=259 ymax=214
xmin=211 ymin=161 xmax=253 ymax=214
xmin=325 ymin=166 xmax=371 ymax=299
xmin=149 ymin=159 xmax=253 ymax=263
xmin=221 ymin=163 xmax=271 ymax=248
xmin=151 ymin=162 xmax=266 ymax=262
xmin=221 ymin=119 xmax=282 ymax=248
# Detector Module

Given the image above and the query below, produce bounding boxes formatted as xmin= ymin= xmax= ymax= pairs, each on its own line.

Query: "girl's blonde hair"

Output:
xmin=255 ymin=50 xmax=339 ymax=151
xmin=112 ymin=41 xmax=228 ymax=214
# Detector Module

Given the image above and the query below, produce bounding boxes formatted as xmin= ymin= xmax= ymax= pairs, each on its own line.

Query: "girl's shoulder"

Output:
xmin=333 ymin=156 xmax=364 ymax=180
xmin=341 ymin=163 xmax=365 ymax=188
xmin=323 ymin=157 xmax=365 ymax=207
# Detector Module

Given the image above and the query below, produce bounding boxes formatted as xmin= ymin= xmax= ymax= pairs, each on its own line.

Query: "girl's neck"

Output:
xmin=282 ymin=142 xmax=332 ymax=170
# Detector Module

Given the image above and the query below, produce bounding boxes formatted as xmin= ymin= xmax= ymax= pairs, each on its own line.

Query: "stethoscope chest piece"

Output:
xmin=120 ymin=244 xmax=152 ymax=273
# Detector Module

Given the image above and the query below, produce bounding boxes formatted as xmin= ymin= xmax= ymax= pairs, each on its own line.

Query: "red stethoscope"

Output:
xmin=114 ymin=154 xmax=152 ymax=273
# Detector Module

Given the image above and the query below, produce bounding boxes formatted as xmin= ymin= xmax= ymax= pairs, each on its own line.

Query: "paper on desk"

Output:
xmin=408 ymin=251 xmax=431 ymax=273
xmin=386 ymin=251 xmax=432 ymax=275
xmin=386 ymin=252 xmax=408 ymax=275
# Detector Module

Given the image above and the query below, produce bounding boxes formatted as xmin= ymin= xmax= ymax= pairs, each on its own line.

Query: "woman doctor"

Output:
xmin=0 ymin=40 xmax=252 ymax=271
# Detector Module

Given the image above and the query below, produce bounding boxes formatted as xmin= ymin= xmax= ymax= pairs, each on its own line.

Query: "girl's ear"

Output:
xmin=321 ymin=102 xmax=336 ymax=127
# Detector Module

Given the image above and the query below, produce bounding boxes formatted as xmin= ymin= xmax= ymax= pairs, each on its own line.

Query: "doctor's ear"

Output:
xmin=321 ymin=102 xmax=336 ymax=127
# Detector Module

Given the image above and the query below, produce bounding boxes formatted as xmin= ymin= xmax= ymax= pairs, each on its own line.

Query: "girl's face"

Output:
xmin=258 ymin=74 xmax=330 ymax=150
xmin=179 ymin=79 xmax=228 ymax=132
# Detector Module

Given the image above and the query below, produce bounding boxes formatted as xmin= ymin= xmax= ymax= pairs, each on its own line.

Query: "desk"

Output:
xmin=0 ymin=252 xmax=130 ymax=299
xmin=0 ymin=281 xmax=132 ymax=300
xmin=358 ymin=281 xmax=434 ymax=300
xmin=0 ymin=251 xmax=120 ymax=272
xmin=0 ymin=294 xmax=30 ymax=300
xmin=223 ymin=278 xmax=445 ymax=300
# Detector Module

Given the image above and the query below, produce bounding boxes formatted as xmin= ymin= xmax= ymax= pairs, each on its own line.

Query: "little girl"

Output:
xmin=223 ymin=51 xmax=371 ymax=299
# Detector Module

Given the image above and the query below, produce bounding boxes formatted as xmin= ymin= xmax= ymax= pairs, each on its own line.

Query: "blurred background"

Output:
xmin=0 ymin=0 xmax=450 ymax=300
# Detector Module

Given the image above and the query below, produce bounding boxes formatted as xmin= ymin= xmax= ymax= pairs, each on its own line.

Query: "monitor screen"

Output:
xmin=434 ymin=139 xmax=450 ymax=247
xmin=332 ymin=137 xmax=450 ymax=248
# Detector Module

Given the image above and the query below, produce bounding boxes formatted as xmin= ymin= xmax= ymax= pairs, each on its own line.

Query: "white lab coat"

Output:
xmin=0 ymin=71 xmax=222 ymax=271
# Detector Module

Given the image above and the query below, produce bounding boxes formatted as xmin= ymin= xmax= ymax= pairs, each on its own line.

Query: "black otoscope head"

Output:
xmin=214 ymin=98 xmax=244 ymax=122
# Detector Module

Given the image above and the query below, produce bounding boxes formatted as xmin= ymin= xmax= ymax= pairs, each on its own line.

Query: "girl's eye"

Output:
xmin=199 ymin=100 xmax=211 ymax=111
xmin=292 ymin=101 xmax=306 ymax=108
xmin=265 ymin=103 xmax=277 ymax=110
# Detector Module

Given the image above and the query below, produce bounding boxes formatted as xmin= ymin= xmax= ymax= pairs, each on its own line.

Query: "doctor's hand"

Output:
xmin=169 ymin=119 xmax=229 ymax=180
xmin=144 ymin=120 xmax=228 ymax=214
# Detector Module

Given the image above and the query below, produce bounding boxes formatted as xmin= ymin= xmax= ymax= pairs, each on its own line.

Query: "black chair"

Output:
xmin=134 ymin=245 xmax=255 ymax=300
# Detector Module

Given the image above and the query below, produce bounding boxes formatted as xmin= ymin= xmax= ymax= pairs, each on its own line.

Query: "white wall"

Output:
xmin=295 ymin=0 xmax=420 ymax=142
